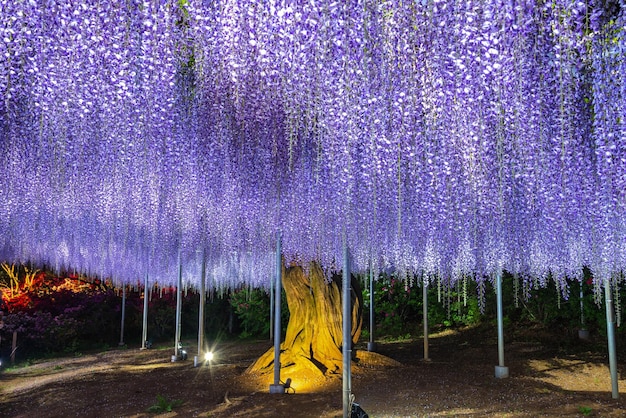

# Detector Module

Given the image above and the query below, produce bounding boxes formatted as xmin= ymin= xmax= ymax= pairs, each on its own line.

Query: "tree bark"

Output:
xmin=247 ymin=262 xmax=362 ymax=378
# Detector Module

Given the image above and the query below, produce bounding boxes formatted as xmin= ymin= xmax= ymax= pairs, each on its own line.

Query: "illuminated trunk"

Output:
xmin=247 ymin=262 xmax=362 ymax=378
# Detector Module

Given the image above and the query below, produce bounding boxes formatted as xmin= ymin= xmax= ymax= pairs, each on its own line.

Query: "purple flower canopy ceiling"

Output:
xmin=0 ymin=0 xmax=624 ymax=292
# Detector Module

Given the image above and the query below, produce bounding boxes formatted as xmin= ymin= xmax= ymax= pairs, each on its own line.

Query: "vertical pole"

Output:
xmin=142 ymin=273 xmax=149 ymax=349
xmin=11 ymin=331 xmax=17 ymax=363
xmin=497 ymin=272 xmax=504 ymax=366
xmin=580 ymin=285 xmax=585 ymax=327
xmin=119 ymin=285 xmax=126 ymax=346
xmin=198 ymin=252 xmax=206 ymax=358
xmin=269 ymin=232 xmax=284 ymax=393
xmin=423 ymin=275 xmax=429 ymax=361
xmin=342 ymin=238 xmax=352 ymax=418
xmin=174 ymin=255 xmax=183 ymax=360
xmin=604 ymin=278 xmax=619 ymax=399
xmin=578 ymin=282 xmax=590 ymax=340
xmin=367 ymin=263 xmax=376 ymax=352
xmin=495 ymin=271 xmax=509 ymax=378
xmin=270 ymin=264 xmax=274 ymax=341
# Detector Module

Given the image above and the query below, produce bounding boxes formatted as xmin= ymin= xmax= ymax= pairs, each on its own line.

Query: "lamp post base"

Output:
xmin=495 ymin=365 xmax=509 ymax=379
xmin=269 ymin=384 xmax=286 ymax=394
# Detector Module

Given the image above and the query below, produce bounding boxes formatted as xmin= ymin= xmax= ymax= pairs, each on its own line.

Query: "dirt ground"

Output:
xmin=1 ymin=324 xmax=626 ymax=417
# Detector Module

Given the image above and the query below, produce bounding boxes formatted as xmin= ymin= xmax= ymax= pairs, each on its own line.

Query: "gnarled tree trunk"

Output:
xmin=247 ymin=262 xmax=362 ymax=379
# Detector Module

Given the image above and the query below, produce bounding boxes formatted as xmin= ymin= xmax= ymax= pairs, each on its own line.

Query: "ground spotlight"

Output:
xmin=204 ymin=351 xmax=214 ymax=362
xmin=176 ymin=342 xmax=188 ymax=361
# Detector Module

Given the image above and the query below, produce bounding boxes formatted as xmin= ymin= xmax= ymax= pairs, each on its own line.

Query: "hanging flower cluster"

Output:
xmin=0 ymin=0 xmax=624 ymax=293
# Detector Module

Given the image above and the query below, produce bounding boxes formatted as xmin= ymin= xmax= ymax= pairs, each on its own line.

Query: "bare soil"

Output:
xmin=1 ymin=324 xmax=626 ymax=417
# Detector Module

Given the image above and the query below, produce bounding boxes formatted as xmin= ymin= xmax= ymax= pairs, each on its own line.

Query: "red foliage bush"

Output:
xmin=0 ymin=271 xmax=123 ymax=359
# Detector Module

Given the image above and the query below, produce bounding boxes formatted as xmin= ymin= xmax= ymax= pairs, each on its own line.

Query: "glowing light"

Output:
xmin=204 ymin=351 xmax=214 ymax=362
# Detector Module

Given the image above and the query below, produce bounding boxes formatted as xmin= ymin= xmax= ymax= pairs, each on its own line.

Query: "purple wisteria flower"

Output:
xmin=0 ymin=0 xmax=623 ymax=298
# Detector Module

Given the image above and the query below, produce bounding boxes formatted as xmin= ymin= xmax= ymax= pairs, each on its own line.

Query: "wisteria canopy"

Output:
xmin=0 ymin=0 xmax=624 ymax=293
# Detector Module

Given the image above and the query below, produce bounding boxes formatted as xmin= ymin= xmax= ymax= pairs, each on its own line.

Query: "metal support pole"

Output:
xmin=604 ymin=278 xmax=619 ymax=399
xmin=342 ymin=239 xmax=352 ymax=418
xmin=495 ymin=271 xmax=509 ymax=378
xmin=197 ymin=253 xmax=206 ymax=361
xmin=269 ymin=233 xmax=284 ymax=393
xmin=11 ymin=331 xmax=17 ymax=363
xmin=119 ymin=285 xmax=126 ymax=346
xmin=270 ymin=264 xmax=274 ymax=341
xmin=423 ymin=276 xmax=429 ymax=361
xmin=580 ymin=285 xmax=585 ymax=327
xmin=142 ymin=273 xmax=149 ymax=349
xmin=173 ymin=256 xmax=183 ymax=361
xmin=578 ymin=283 xmax=590 ymax=340
xmin=367 ymin=263 xmax=376 ymax=352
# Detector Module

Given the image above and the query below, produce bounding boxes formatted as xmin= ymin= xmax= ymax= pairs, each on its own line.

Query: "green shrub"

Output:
xmin=229 ymin=287 xmax=288 ymax=339
xmin=363 ymin=275 xmax=481 ymax=338
xmin=230 ymin=287 xmax=271 ymax=338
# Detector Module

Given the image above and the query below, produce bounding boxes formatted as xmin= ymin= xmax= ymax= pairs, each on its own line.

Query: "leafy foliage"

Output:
xmin=0 ymin=270 xmax=122 ymax=358
xmin=0 ymin=266 xmax=234 ymax=360
xmin=147 ymin=394 xmax=183 ymax=413
xmin=229 ymin=287 xmax=288 ymax=339
xmin=363 ymin=275 xmax=481 ymax=337
xmin=500 ymin=272 xmax=610 ymax=339
xmin=360 ymin=269 xmax=626 ymax=347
